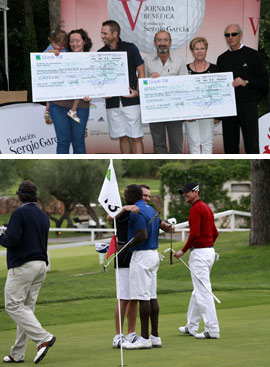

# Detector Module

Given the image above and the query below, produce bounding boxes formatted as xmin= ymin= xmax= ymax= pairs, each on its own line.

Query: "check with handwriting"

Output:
xmin=139 ymin=72 xmax=237 ymax=124
xmin=30 ymin=52 xmax=130 ymax=102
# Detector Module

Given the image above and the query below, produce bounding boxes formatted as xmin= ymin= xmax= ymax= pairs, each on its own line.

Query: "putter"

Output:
xmin=164 ymin=248 xmax=221 ymax=304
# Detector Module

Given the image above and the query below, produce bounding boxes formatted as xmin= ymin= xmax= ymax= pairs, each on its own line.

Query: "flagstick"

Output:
xmin=98 ymin=159 xmax=125 ymax=366
xmin=114 ymin=218 xmax=124 ymax=367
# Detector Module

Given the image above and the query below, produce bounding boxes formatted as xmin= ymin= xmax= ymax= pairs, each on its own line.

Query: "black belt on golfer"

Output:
xmin=190 ymin=246 xmax=213 ymax=252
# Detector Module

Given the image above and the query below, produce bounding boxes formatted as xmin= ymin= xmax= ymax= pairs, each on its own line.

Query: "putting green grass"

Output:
xmin=0 ymin=305 xmax=268 ymax=367
xmin=0 ymin=232 xmax=269 ymax=366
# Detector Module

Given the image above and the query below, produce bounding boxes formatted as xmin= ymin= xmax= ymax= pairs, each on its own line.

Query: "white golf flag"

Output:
xmin=98 ymin=160 xmax=122 ymax=218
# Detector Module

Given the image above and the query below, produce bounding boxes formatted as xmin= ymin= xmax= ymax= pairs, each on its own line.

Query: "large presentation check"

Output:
xmin=30 ymin=52 xmax=130 ymax=102
xmin=139 ymin=72 xmax=237 ymax=124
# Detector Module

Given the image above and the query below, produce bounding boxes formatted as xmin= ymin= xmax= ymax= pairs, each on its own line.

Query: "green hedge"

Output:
xmin=160 ymin=160 xmax=251 ymax=224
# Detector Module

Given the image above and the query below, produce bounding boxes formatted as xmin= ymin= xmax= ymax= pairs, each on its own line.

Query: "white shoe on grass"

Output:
xmin=124 ymin=336 xmax=152 ymax=349
xmin=178 ymin=326 xmax=196 ymax=336
xmin=113 ymin=335 xmax=125 ymax=349
xmin=114 ymin=333 xmax=138 ymax=349
xmin=125 ymin=332 xmax=138 ymax=344
xmin=34 ymin=336 xmax=56 ymax=364
xmin=3 ymin=355 xmax=24 ymax=363
xmin=150 ymin=335 xmax=162 ymax=348
xmin=195 ymin=331 xmax=220 ymax=339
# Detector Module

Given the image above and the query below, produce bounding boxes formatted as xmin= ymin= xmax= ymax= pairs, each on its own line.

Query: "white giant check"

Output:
xmin=30 ymin=52 xmax=130 ymax=102
xmin=139 ymin=72 xmax=237 ymax=124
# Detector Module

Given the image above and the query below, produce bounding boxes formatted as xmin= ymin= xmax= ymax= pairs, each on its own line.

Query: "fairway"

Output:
xmin=0 ymin=232 xmax=269 ymax=366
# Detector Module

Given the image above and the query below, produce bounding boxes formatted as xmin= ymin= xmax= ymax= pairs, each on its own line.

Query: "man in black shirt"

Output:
xmin=98 ymin=20 xmax=144 ymax=154
xmin=0 ymin=181 xmax=56 ymax=364
xmin=108 ymin=203 xmax=139 ymax=349
xmin=217 ymin=24 xmax=268 ymax=154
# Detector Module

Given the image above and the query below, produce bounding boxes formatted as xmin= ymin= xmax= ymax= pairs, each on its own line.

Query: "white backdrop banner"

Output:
xmin=58 ymin=0 xmax=261 ymax=154
xmin=259 ymin=112 xmax=270 ymax=154
xmin=0 ymin=103 xmax=57 ymax=154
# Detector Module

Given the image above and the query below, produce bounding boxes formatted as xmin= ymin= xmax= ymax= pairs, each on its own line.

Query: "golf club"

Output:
xmin=164 ymin=248 xmax=221 ymax=304
xmin=167 ymin=218 xmax=177 ymax=265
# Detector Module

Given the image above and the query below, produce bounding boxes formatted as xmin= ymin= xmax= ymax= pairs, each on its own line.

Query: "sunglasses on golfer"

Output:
xmin=224 ymin=32 xmax=240 ymax=38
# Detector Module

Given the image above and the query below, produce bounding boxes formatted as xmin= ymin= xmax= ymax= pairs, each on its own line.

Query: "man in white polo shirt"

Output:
xmin=144 ymin=31 xmax=188 ymax=154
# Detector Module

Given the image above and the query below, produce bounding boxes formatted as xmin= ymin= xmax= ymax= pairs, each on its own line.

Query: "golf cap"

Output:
xmin=178 ymin=182 xmax=200 ymax=194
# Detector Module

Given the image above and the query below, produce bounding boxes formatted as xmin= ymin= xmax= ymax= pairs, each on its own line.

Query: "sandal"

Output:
xmin=44 ymin=111 xmax=53 ymax=124
xmin=67 ymin=110 xmax=80 ymax=123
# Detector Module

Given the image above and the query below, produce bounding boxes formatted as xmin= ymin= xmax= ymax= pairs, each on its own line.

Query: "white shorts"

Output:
xmin=129 ymin=249 xmax=159 ymax=301
xmin=106 ymin=102 xmax=144 ymax=138
xmin=116 ymin=268 xmax=130 ymax=300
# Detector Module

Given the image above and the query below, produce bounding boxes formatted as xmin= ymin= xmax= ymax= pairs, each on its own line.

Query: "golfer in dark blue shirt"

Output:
xmin=0 ymin=181 xmax=56 ymax=364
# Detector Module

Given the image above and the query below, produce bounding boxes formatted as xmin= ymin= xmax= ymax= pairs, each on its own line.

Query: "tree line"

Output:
xmin=0 ymin=159 xmax=269 ymax=246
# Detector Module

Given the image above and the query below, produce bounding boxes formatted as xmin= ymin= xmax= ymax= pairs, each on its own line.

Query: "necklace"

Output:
xmin=194 ymin=61 xmax=206 ymax=72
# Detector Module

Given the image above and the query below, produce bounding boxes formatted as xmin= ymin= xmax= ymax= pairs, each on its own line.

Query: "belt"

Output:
xmin=190 ymin=246 xmax=213 ymax=252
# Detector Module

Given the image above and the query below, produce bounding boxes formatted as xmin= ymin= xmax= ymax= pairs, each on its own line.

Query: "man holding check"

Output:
xmin=99 ymin=20 xmax=144 ymax=154
xmin=144 ymin=31 xmax=188 ymax=154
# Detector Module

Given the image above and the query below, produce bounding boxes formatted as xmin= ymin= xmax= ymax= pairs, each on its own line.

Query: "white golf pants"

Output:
xmin=185 ymin=118 xmax=214 ymax=154
xmin=186 ymin=248 xmax=219 ymax=334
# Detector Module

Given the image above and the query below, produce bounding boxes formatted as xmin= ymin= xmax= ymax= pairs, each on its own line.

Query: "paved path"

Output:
xmin=0 ymin=237 xmax=111 ymax=256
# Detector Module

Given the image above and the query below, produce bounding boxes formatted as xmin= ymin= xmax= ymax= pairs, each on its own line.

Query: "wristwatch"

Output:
xmin=245 ymin=80 xmax=249 ymax=86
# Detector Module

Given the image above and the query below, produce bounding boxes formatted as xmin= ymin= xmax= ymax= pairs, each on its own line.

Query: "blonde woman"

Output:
xmin=185 ymin=37 xmax=219 ymax=154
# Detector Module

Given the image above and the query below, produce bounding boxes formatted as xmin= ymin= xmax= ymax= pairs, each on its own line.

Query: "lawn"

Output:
xmin=118 ymin=177 xmax=161 ymax=196
xmin=0 ymin=232 xmax=269 ymax=366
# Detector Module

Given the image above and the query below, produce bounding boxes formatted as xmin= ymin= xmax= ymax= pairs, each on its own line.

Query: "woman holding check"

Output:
xmin=185 ymin=37 xmax=219 ymax=154
xmin=49 ymin=29 xmax=92 ymax=154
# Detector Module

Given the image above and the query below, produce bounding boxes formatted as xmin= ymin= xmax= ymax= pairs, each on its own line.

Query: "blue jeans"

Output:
xmin=50 ymin=102 xmax=89 ymax=154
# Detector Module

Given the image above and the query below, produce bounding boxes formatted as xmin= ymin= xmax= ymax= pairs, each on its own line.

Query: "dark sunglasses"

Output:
xmin=224 ymin=32 xmax=240 ymax=38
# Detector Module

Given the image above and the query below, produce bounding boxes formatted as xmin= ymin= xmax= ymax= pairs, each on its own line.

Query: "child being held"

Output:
xmin=43 ymin=30 xmax=81 ymax=124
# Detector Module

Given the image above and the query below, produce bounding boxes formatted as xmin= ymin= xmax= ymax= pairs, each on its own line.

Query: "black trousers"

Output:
xmin=222 ymin=101 xmax=259 ymax=154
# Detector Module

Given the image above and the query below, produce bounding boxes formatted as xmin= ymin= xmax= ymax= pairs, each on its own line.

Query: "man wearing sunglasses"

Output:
xmin=217 ymin=24 xmax=268 ymax=154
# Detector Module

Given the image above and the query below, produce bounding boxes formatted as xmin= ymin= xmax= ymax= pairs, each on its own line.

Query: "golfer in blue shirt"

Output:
xmin=122 ymin=184 xmax=174 ymax=349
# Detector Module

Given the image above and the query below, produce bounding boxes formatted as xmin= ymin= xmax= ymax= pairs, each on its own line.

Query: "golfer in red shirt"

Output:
xmin=174 ymin=182 xmax=220 ymax=339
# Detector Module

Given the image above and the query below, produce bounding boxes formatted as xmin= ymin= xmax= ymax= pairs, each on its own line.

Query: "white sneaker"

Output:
xmin=3 ymin=355 xmax=24 ymax=363
xmin=124 ymin=336 xmax=152 ymax=350
xmin=113 ymin=335 xmax=125 ymax=349
xmin=150 ymin=335 xmax=162 ymax=348
xmin=34 ymin=336 xmax=56 ymax=364
xmin=125 ymin=332 xmax=138 ymax=344
xmin=122 ymin=340 xmax=136 ymax=349
xmin=178 ymin=326 xmax=196 ymax=336
xmin=195 ymin=331 xmax=220 ymax=339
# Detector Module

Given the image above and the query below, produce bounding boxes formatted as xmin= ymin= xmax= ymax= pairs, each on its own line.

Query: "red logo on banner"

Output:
xmin=263 ymin=146 xmax=270 ymax=154
xmin=119 ymin=0 xmax=146 ymax=31
xmin=248 ymin=17 xmax=260 ymax=35
xmin=263 ymin=128 xmax=270 ymax=154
